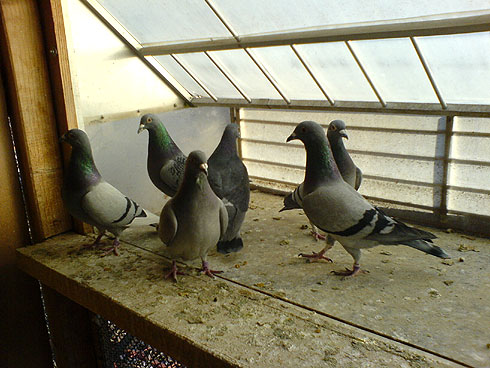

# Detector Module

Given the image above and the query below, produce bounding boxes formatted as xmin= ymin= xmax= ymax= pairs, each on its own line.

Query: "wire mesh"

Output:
xmin=93 ymin=315 xmax=185 ymax=368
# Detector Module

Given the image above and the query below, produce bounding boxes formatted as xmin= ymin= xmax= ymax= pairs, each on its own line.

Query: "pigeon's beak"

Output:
xmin=137 ymin=124 xmax=146 ymax=134
xmin=339 ymin=129 xmax=349 ymax=140
xmin=199 ymin=162 xmax=208 ymax=175
xmin=286 ymin=132 xmax=297 ymax=142
xmin=60 ymin=133 xmax=67 ymax=143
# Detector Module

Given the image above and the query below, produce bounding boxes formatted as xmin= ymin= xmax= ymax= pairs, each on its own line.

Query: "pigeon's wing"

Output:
xmin=209 ymin=158 xmax=250 ymax=212
xmin=158 ymin=200 xmax=177 ymax=246
xmin=218 ymin=199 xmax=229 ymax=240
xmin=81 ymin=181 xmax=141 ymax=227
xmin=364 ymin=209 xmax=437 ymax=244
xmin=302 ymin=182 xmax=375 ymax=238
xmin=354 ymin=167 xmax=363 ymax=191
xmin=159 ymin=155 xmax=186 ymax=195
xmin=281 ymin=183 xmax=305 ymax=211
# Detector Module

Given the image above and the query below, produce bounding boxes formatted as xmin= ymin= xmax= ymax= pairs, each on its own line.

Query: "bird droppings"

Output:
xmin=272 ymin=216 xmax=282 ymax=220
xmin=279 ymin=239 xmax=289 ymax=246
xmin=443 ymin=280 xmax=454 ymax=286
xmin=380 ymin=250 xmax=392 ymax=255
xmin=428 ymin=288 xmax=441 ymax=298
xmin=458 ymin=244 xmax=479 ymax=252
xmin=441 ymin=260 xmax=454 ymax=266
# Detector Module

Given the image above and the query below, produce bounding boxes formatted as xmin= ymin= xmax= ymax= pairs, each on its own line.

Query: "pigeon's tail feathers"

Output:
xmin=281 ymin=186 xmax=303 ymax=211
xmin=130 ymin=208 xmax=159 ymax=227
xmin=403 ymin=239 xmax=450 ymax=259
xmin=217 ymin=237 xmax=243 ymax=254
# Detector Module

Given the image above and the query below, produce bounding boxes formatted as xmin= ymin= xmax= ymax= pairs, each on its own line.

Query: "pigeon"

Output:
xmin=281 ymin=120 xmax=363 ymax=261
xmin=61 ymin=129 xmax=158 ymax=256
xmin=139 ymin=115 xmax=249 ymax=254
xmin=286 ymin=121 xmax=450 ymax=276
xmin=158 ymin=150 xmax=228 ymax=281
xmin=137 ymin=113 xmax=186 ymax=196
xmin=207 ymin=124 xmax=250 ymax=254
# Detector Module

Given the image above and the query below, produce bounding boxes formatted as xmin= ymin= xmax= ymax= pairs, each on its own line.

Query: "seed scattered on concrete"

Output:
xmin=428 ymin=288 xmax=441 ymax=298
xmin=442 ymin=260 xmax=454 ymax=266
xmin=458 ymin=244 xmax=479 ymax=252
xmin=272 ymin=216 xmax=282 ymax=220
xmin=443 ymin=280 xmax=454 ymax=286
xmin=279 ymin=239 xmax=289 ymax=246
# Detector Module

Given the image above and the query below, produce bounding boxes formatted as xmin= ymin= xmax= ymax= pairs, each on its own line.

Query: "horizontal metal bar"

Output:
xmin=192 ymin=97 xmax=490 ymax=117
xmin=241 ymin=138 xmax=440 ymax=161
xmin=244 ymin=158 xmax=441 ymax=188
xmin=141 ymin=11 xmax=490 ymax=55
xmin=448 ymin=158 xmax=490 ymax=167
xmin=171 ymin=55 xmax=218 ymax=101
xmin=242 ymin=118 xmax=446 ymax=135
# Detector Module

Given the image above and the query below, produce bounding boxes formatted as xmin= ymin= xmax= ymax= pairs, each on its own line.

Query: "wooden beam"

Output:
xmin=0 ymin=50 xmax=53 ymax=368
xmin=41 ymin=285 xmax=98 ymax=368
xmin=0 ymin=0 xmax=71 ymax=241
xmin=38 ymin=0 xmax=92 ymax=235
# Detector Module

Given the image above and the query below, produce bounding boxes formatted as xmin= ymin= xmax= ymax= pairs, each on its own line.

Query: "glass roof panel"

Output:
xmin=152 ymin=55 xmax=207 ymax=98
xmin=212 ymin=0 xmax=490 ymax=36
xmin=415 ymin=32 xmax=490 ymax=104
xmin=250 ymin=46 xmax=326 ymax=101
xmin=173 ymin=52 xmax=244 ymax=99
xmin=349 ymin=38 xmax=438 ymax=103
xmin=207 ymin=49 xmax=282 ymax=100
xmin=97 ymin=0 xmax=231 ymax=44
xmin=295 ymin=42 xmax=378 ymax=102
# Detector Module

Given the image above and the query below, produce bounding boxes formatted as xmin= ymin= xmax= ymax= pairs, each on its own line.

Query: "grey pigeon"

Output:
xmin=61 ymin=129 xmax=158 ymax=256
xmin=286 ymin=121 xmax=450 ymax=276
xmin=208 ymin=124 xmax=250 ymax=254
xmin=281 ymin=120 xmax=363 ymax=261
xmin=139 ymin=115 xmax=249 ymax=254
xmin=158 ymin=150 xmax=228 ymax=281
xmin=138 ymin=113 xmax=186 ymax=196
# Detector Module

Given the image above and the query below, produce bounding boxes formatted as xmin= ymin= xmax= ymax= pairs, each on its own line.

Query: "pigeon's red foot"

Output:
xmin=331 ymin=265 xmax=369 ymax=278
xmin=311 ymin=230 xmax=326 ymax=241
xmin=299 ymin=250 xmax=333 ymax=263
xmin=101 ymin=239 xmax=120 ymax=256
xmin=165 ymin=261 xmax=186 ymax=282
xmin=81 ymin=233 xmax=105 ymax=250
xmin=201 ymin=261 xmax=223 ymax=278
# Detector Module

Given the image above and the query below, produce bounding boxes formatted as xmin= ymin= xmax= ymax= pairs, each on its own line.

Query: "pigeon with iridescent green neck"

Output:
xmin=138 ymin=113 xmax=186 ymax=196
xmin=159 ymin=151 xmax=228 ymax=282
xmin=286 ymin=121 xmax=450 ymax=277
xmin=61 ymin=129 xmax=157 ymax=256
xmin=281 ymin=120 xmax=363 ymax=261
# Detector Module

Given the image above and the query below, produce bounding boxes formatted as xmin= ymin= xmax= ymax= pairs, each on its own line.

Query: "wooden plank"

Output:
xmin=16 ymin=232 xmax=461 ymax=368
xmin=0 ymin=0 xmax=71 ymax=241
xmin=0 ymin=56 xmax=53 ymax=368
xmin=41 ymin=285 xmax=98 ymax=368
xmin=38 ymin=0 xmax=92 ymax=235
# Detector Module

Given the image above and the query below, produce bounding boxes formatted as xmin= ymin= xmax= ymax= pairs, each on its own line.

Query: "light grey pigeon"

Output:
xmin=61 ymin=129 xmax=158 ymax=256
xmin=286 ymin=121 xmax=450 ymax=277
xmin=208 ymin=124 xmax=250 ymax=254
xmin=158 ymin=150 xmax=228 ymax=282
xmin=281 ymin=120 xmax=363 ymax=261
xmin=137 ymin=113 xmax=186 ymax=196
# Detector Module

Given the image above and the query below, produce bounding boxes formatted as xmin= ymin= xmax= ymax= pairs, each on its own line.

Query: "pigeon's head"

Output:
xmin=186 ymin=150 xmax=209 ymax=176
xmin=60 ymin=129 xmax=91 ymax=149
xmin=286 ymin=121 xmax=326 ymax=146
xmin=223 ymin=123 xmax=241 ymax=139
xmin=327 ymin=120 xmax=348 ymax=140
xmin=138 ymin=113 xmax=161 ymax=134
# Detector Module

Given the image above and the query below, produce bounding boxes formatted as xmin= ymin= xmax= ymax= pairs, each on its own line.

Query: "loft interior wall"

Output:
xmin=240 ymin=108 xmax=490 ymax=234
xmin=62 ymin=0 xmax=229 ymax=213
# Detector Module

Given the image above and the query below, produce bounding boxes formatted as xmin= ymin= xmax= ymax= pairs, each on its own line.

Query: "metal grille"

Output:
xmin=94 ymin=315 xmax=185 ymax=368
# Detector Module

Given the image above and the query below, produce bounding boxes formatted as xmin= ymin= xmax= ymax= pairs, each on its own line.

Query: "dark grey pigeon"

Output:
xmin=208 ymin=124 xmax=250 ymax=254
xmin=138 ymin=113 xmax=186 ymax=196
xmin=158 ymin=150 xmax=228 ymax=282
xmin=281 ymin=120 xmax=362 ymax=261
xmin=327 ymin=120 xmax=362 ymax=190
xmin=61 ymin=129 xmax=158 ymax=256
xmin=286 ymin=121 xmax=450 ymax=277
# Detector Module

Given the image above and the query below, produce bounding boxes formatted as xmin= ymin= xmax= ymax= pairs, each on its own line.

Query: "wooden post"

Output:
xmin=0 ymin=55 xmax=53 ymax=368
xmin=0 ymin=0 xmax=72 ymax=242
xmin=41 ymin=285 xmax=99 ymax=368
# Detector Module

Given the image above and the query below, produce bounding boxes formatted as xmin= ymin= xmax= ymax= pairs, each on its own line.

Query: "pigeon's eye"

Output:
xmin=301 ymin=127 xmax=306 ymax=133
xmin=147 ymin=117 xmax=153 ymax=123
xmin=330 ymin=125 xmax=337 ymax=131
